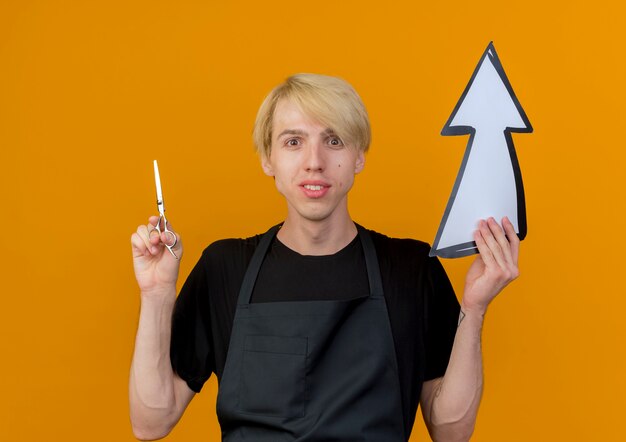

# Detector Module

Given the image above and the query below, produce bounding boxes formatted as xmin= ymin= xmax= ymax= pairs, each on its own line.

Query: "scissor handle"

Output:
xmin=155 ymin=214 xmax=178 ymax=259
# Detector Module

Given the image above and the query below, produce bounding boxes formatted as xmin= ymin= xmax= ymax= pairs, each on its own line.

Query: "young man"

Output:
xmin=129 ymin=74 xmax=520 ymax=441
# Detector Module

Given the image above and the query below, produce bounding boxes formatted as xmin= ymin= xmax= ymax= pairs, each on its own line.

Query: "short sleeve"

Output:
xmin=170 ymin=253 xmax=215 ymax=393
xmin=423 ymin=255 xmax=460 ymax=381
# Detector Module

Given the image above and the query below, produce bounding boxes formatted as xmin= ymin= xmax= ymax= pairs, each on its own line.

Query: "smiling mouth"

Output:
xmin=300 ymin=183 xmax=330 ymax=198
xmin=303 ymin=184 xmax=325 ymax=191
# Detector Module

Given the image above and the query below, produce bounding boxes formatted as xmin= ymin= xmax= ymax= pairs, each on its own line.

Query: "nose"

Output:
xmin=304 ymin=143 xmax=325 ymax=172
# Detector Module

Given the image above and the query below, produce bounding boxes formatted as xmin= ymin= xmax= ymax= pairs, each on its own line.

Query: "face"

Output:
xmin=261 ymin=99 xmax=365 ymax=224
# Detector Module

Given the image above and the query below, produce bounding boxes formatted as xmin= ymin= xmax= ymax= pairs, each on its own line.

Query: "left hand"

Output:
xmin=462 ymin=216 xmax=520 ymax=315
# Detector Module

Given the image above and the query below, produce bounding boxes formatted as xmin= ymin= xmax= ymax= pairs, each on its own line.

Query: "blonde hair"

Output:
xmin=253 ymin=73 xmax=371 ymax=158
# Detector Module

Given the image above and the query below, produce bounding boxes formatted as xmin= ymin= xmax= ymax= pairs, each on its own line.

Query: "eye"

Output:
xmin=327 ymin=137 xmax=344 ymax=148
xmin=285 ymin=138 xmax=300 ymax=147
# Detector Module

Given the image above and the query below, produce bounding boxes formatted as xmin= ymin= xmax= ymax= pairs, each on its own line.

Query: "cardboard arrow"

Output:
xmin=430 ymin=42 xmax=533 ymax=258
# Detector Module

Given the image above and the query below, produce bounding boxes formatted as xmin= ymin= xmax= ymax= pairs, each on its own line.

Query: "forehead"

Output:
xmin=272 ymin=99 xmax=327 ymax=135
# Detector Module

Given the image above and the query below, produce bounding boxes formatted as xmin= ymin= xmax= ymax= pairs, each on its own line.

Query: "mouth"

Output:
xmin=300 ymin=182 xmax=330 ymax=198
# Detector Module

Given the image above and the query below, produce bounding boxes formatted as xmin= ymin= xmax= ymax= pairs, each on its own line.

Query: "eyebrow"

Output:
xmin=276 ymin=128 xmax=337 ymax=139
xmin=277 ymin=129 xmax=307 ymax=139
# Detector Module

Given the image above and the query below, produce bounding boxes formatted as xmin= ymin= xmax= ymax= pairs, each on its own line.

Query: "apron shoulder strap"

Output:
xmin=355 ymin=224 xmax=384 ymax=299
xmin=236 ymin=224 xmax=280 ymax=306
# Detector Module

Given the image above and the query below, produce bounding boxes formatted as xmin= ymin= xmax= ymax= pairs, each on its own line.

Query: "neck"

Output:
xmin=277 ymin=213 xmax=357 ymax=256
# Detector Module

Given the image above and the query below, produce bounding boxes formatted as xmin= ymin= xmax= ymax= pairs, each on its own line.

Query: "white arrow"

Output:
xmin=430 ymin=42 xmax=532 ymax=258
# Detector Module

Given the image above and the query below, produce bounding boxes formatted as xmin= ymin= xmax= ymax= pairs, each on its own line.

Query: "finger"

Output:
xmin=136 ymin=225 xmax=159 ymax=255
xmin=146 ymin=216 xmax=161 ymax=243
xmin=148 ymin=215 xmax=159 ymax=227
xmin=487 ymin=217 xmax=514 ymax=268
xmin=148 ymin=223 xmax=160 ymax=244
xmin=478 ymin=219 xmax=507 ymax=269
xmin=160 ymin=218 xmax=180 ymax=248
xmin=136 ymin=224 xmax=151 ymax=244
xmin=161 ymin=230 xmax=182 ymax=256
xmin=131 ymin=232 xmax=152 ymax=258
xmin=503 ymin=216 xmax=520 ymax=267
xmin=474 ymin=227 xmax=497 ymax=268
xmin=162 ymin=230 xmax=177 ymax=247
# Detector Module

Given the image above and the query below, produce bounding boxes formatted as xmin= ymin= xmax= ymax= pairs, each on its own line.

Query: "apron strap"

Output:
xmin=236 ymin=223 xmax=384 ymax=305
xmin=237 ymin=224 xmax=280 ymax=306
xmin=356 ymin=224 xmax=384 ymax=300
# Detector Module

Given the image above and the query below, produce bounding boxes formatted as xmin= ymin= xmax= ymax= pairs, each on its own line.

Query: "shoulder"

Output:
xmin=366 ymin=228 xmax=431 ymax=264
xmin=202 ymin=235 xmax=263 ymax=256
xmin=200 ymin=234 xmax=263 ymax=267
xmin=364 ymin=228 xmax=441 ymax=286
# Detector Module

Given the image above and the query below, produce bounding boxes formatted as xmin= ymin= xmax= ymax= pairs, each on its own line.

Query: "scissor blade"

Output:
xmin=153 ymin=160 xmax=165 ymax=211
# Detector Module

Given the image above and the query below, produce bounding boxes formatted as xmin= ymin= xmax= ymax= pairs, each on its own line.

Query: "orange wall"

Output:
xmin=1 ymin=0 xmax=624 ymax=440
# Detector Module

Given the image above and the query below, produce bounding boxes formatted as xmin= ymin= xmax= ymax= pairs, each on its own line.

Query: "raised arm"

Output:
xmin=129 ymin=216 xmax=195 ymax=440
xmin=421 ymin=216 xmax=520 ymax=441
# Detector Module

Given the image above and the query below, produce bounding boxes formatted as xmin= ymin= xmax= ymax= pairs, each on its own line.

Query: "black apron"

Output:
xmin=216 ymin=224 xmax=406 ymax=441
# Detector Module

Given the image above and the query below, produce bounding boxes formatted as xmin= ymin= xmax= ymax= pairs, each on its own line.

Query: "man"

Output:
xmin=129 ymin=73 xmax=520 ymax=441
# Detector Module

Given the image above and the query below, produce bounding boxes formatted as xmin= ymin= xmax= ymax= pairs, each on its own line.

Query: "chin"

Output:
xmin=299 ymin=211 xmax=332 ymax=222
xmin=293 ymin=206 xmax=335 ymax=222
xmin=286 ymin=196 xmax=346 ymax=223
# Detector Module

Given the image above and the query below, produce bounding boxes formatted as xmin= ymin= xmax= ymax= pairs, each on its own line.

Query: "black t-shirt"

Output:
xmin=171 ymin=226 xmax=460 ymax=438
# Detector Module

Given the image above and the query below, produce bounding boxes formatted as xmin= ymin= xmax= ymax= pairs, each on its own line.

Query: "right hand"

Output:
xmin=130 ymin=215 xmax=183 ymax=295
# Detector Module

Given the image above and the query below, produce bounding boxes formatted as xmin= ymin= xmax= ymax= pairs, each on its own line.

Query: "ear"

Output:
xmin=261 ymin=154 xmax=274 ymax=177
xmin=354 ymin=150 xmax=365 ymax=174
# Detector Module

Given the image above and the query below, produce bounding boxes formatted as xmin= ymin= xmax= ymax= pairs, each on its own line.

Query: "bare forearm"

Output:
xmin=426 ymin=217 xmax=520 ymax=441
xmin=429 ymin=306 xmax=485 ymax=441
xmin=129 ymin=288 xmax=178 ymax=439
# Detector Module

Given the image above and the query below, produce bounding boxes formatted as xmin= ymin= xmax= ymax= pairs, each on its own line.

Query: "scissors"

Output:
xmin=153 ymin=159 xmax=178 ymax=259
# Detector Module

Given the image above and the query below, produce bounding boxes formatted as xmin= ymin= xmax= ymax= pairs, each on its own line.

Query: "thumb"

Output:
xmin=161 ymin=230 xmax=178 ymax=247
xmin=160 ymin=229 xmax=183 ymax=257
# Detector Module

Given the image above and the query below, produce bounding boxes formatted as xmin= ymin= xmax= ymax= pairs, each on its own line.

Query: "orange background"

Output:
xmin=1 ymin=0 xmax=624 ymax=440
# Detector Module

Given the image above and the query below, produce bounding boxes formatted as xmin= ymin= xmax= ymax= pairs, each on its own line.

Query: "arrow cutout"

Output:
xmin=430 ymin=42 xmax=533 ymax=258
